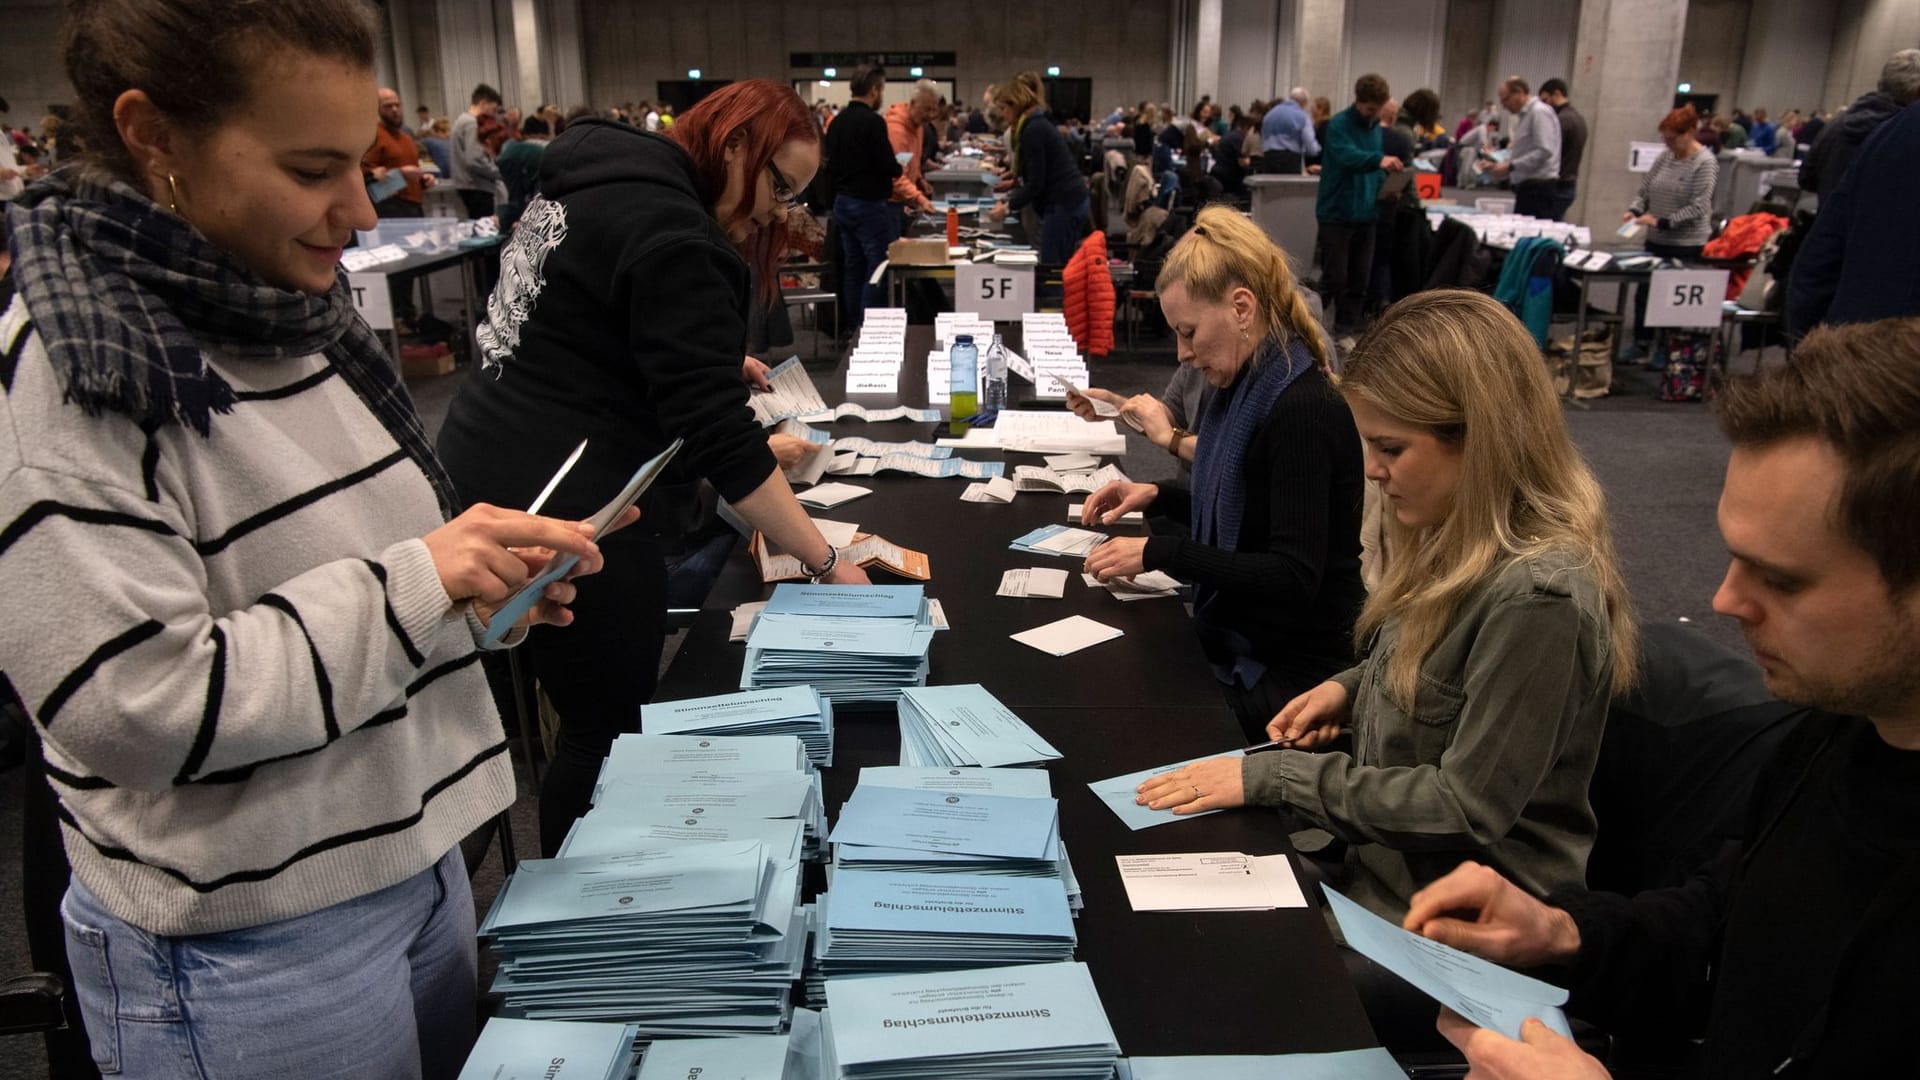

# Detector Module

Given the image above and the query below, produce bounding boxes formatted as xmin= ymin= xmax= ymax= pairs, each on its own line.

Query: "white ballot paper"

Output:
xmin=997 ymin=568 xmax=1070 ymax=599
xmin=1044 ymin=452 xmax=1101 ymax=472
xmin=928 ymin=598 xmax=950 ymax=629
xmin=1323 ymin=885 xmax=1573 ymax=1040
xmin=1010 ymin=615 xmax=1125 ymax=656
xmin=961 ymin=476 xmax=1017 ymax=503
xmin=1116 ymin=852 xmax=1307 ymax=912
xmin=748 ymin=356 xmax=828 ymax=425
xmin=1069 ymin=503 xmax=1144 ymax=524
xmin=729 ymin=601 xmax=767 ymax=642
xmin=812 ymin=519 xmax=861 ymax=547
xmin=795 ymin=482 xmax=872 ymax=509
xmin=1083 ymin=570 xmax=1183 ymax=600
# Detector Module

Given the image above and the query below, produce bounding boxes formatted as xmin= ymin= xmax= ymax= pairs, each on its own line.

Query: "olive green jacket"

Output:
xmin=1244 ymin=549 xmax=1617 ymax=921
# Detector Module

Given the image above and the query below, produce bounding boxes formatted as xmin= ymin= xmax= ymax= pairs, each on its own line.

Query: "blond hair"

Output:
xmin=1154 ymin=205 xmax=1328 ymax=372
xmin=993 ymin=71 xmax=1045 ymax=117
xmin=1341 ymin=290 xmax=1638 ymax=706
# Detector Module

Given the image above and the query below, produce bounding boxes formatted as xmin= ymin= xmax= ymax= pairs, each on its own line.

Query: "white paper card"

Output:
xmin=1116 ymin=851 xmax=1307 ymax=911
xmin=1010 ymin=615 xmax=1125 ymax=656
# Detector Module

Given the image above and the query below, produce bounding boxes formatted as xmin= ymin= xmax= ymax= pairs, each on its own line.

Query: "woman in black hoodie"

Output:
xmin=438 ymin=80 xmax=870 ymax=852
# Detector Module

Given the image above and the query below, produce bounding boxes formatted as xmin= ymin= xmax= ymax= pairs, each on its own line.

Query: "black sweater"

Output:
xmin=436 ymin=119 xmax=775 ymax=520
xmin=822 ymin=100 xmax=901 ymax=202
xmin=1553 ymin=715 xmax=1920 ymax=1077
xmin=1008 ymin=112 xmax=1088 ymax=216
xmin=1140 ymin=369 xmax=1365 ymax=691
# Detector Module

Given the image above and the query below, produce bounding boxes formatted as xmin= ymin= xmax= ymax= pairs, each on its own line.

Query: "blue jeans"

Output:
xmin=832 ymin=194 xmax=902 ymax=329
xmin=61 ymin=848 xmax=478 ymax=1078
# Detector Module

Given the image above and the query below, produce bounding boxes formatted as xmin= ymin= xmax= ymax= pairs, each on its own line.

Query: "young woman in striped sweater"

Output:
xmin=0 ymin=1 xmax=618 ymax=1075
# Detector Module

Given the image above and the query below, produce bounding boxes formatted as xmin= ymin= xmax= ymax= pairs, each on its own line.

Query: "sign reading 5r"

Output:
xmin=955 ymin=263 xmax=1034 ymax=319
xmin=1645 ymin=268 xmax=1731 ymax=329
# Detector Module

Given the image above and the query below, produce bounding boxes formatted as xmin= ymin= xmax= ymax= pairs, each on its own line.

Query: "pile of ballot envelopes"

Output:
xmin=456 ymin=1017 xmax=642 ymax=1080
xmin=642 ymin=685 xmax=834 ymax=767
xmin=742 ymin=585 xmax=937 ymax=707
xmin=895 ymin=684 xmax=1062 ymax=768
xmin=808 ymin=766 xmax=1080 ymax=1004
xmin=818 ymin=962 xmax=1122 ymax=1078
xmin=479 ymin=734 xmax=824 ymax=1036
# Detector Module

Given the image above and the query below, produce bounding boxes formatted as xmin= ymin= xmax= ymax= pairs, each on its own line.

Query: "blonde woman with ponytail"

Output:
xmin=1137 ymin=289 xmax=1637 ymax=921
xmin=1084 ymin=206 xmax=1367 ymax=738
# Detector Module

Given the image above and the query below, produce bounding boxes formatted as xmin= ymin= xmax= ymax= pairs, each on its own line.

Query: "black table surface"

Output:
xmin=654 ymin=335 xmax=1378 ymax=1057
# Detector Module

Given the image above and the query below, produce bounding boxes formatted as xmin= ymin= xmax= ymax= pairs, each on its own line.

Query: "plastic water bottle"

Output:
xmin=982 ymin=333 xmax=1009 ymax=413
xmin=949 ymin=334 xmax=979 ymax=434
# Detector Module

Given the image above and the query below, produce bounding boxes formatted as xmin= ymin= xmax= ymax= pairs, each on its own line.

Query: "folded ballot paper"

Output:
xmin=749 ymin=357 xmax=830 ymax=425
xmin=819 ymin=961 xmax=1121 ymax=1079
xmin=1082 ymin=570 xmax=1183 ymax=601
xmin=483 ymin=438 xmax=683 ymax=646
xmin=478 ymin=840 xmax=805 ymax=1037
xmin=750 ymin=530 xmax=931 ymax=583
xmin=895 ymin=684 xmax=1063 ymax=768
xmin=742 ymin=586 xmax=937 ymax=707
xmin=642 ymin=686 xmax=834 ymax=766
xmin=1012 ymin=463 xmax=1129 ymax=496
xmin=1008 ymin=525 xmax=1109 ymax=558
xmin=457 ymin=1017 xmax=642 ymax=1080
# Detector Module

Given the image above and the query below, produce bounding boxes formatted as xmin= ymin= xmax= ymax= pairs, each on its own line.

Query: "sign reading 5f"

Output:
xmin=956 ymin=263 xmax=1035 ymax=319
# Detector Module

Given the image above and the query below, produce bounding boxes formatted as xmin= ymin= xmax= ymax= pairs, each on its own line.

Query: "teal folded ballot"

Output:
xmin=896 ymin=684 xmax=1062 ymax=768
xmin=642 ymin=686 xmax=835 ymax=766
xmin=484 ymin=438 xmax=682 ymax=646
xmin=742 ymin=588 xmax=936 ymax=707
xmin=457 ymin=1017 xmax=641 ymax=1080
xmin=820 ymin=961 xmax=1121 ymax=1078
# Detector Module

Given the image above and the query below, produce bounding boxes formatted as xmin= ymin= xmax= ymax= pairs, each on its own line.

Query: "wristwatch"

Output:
xmin=802 ymin=546 xmax=840 ymax=583
xmin=1165 ymin=427 xmax=1192 ymax=457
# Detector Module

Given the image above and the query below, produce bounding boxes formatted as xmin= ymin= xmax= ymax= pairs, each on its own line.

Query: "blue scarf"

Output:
xmin=1188 ymin=334 xmax=1313 ymax=686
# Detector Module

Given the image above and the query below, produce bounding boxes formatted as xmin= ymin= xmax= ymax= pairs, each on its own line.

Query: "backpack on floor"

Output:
xmin=1655 ymin=330 xmax=1720 ymax=403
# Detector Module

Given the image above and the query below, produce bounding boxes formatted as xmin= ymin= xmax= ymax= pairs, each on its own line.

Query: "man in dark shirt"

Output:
xmin=1539 ymin=79 xmax=1586 ymax=221
xmin=821 ymin=63 xmax=902 ymax=331
xmin=1401 ymin=319 xmax=1920 ymax=1079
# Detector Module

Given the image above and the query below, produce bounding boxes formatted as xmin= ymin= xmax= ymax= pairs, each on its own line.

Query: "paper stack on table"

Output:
xmin=633 ymin=1031 xmax=798 ymax=1080
xmin=456 ymin=1017 xmax=642 ymax=1080
xmin=591 ymin=732 xmax=813 ymax=800
xmin=588 ymin=767 xmax=826 ymax=860
xmin=1116 ymin=1048 xmax=1407 ymax=1080
xmin=997 ymin=567 xmax=1069 ymax=598
xmin=796 ymin=403 xmax=942 ymax=424
xmin=795 ymin=482 xmax=872 ymax=509
xmin=960 ymin=476 xmax=1016 ymax=503
xmin=1068 ymin=503 xmax=1143 ymax=524
xmin=938 ymin=410 xmax=1129 ymax=455
xmin=641 ymin=685 xmax=835 ymax=766
xmin=812 ymin=869 xmax=1077 ymax=983
xmin=846 ymin=309 xmax=907 ymax=395
xmin=1009 ymin=524 xmax=1109 ymax=557
xmin=818 ymin=962 xmax=1121 ymax=1079
xmin=478 ymin=839 xmax=804 ymax=1037
xmin=895 ymin=684 xmax=1063 ymax=768
xmin=1115 ymin=851 xmax=1307 ymax=912
xmin=1087 ymin=750 xmax=1248 ymax=829
xmin=750 ymin=530 xmax=932 ymax=583
xmin=741 ymin=585 xmax=937 ymax=706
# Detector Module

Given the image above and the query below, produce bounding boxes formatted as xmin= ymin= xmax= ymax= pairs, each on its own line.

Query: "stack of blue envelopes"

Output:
xmin=588 ymin=742 xmax=828 ymax=861
xmin=457 ymin=1017 xmax=642 ymax=1080
xmin=632 ymin=1026 xmax=805 ymax=1080
xmin=642 ymin=685 xmax=835 ymax=766
xmin=742 ymin=585 xmax=937 ymax=707
xmin=479 ymin=839 xmax=805 ymax=1037
xmin=819 ymin=962 xmax=1121 ymax=1078
xmin=895 ymin=685 xmax=1062 ymax=768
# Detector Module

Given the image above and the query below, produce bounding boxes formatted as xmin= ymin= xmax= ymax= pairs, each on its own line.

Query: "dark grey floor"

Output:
xmin=0 ymin=315 xmax=1757 ymax=1079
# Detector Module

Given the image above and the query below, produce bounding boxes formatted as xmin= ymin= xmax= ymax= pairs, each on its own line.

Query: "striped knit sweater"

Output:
xmin=0 ymin=296 xmax=514 ymax=936
xmin=1629 ymin=148 xmax=1720 ymax=247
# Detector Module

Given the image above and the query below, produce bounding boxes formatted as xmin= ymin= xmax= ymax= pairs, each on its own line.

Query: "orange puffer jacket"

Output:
xmin=1062 ymin=230 xmax=1116 ymax=357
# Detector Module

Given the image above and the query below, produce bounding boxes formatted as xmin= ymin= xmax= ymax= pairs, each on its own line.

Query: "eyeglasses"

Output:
xmin=766 ymin=162 xmax=803 ymax=213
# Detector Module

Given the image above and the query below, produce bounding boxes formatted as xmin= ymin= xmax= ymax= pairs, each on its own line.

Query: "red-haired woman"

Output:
xmin=438 ymin=80 xmax=870 ymax=853
xmin=1625 ymin=105 xmax=1719 ymax=261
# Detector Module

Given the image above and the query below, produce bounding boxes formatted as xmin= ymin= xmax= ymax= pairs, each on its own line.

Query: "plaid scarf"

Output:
xmin=6 ymin=172 xmax=458 ymax=519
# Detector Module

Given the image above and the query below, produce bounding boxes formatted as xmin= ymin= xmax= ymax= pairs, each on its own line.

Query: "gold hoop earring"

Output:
xmin=166 ymin=174 xmax=180 ymax=214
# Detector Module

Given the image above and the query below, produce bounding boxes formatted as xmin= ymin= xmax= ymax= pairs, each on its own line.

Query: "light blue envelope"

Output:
xmin=763 ymin=584 xmax=927 ymax=619
xmin=829 ymin=786 xmax=1059 ymax=859
xmin=1087 ymin=750 xmax=1249 ymax=829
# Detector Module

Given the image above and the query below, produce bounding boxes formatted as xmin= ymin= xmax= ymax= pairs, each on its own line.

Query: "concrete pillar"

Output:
xmin=511 ymin=0 xmax=544 ymax=110
xmin=1736 ymin=0 xmax=1835 ymax=117
xmin=1193 ymin=0 xmax=1225 ymax=102
xmin=1294 ymin=0 xmax=1348 ymax=106
xmin=1567 ymin=0 xmax=1690 ymax=228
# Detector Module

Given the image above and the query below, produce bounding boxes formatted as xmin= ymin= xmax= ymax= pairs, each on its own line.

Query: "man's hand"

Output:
xmin=1437 ymin=1011 xmax=1612 ymax=1080
xmin=1307 ymin=164 xmax=1322 ymax=175
xmin=1402 ymin=862 xmax=1583 ymax=968
xmin=369 ymin=166 xmax=390 ymax=183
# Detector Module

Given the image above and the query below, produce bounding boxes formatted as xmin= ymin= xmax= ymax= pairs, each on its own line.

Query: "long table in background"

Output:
xmin=653 ymin=337 xmax=1380 ymax=1059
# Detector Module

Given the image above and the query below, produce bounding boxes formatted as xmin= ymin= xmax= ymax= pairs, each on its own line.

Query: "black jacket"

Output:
xmin=1798 ymin=91 xmax=1902 ymax=195
xmin=1008 ymin=112 xmax=1088 ymax=216
xmin=436 ymin=119 xmax=774 ymax=520
xmin=822 ymin=100 xmax=900 ymax=202
xmin=1141 ymin=370 xmax=1365 ymax=694
xmin=1552 ymin=715 xmax=1920 ymax=1078
xmin=1787 ymin=101 xmax=1920 ymax=336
